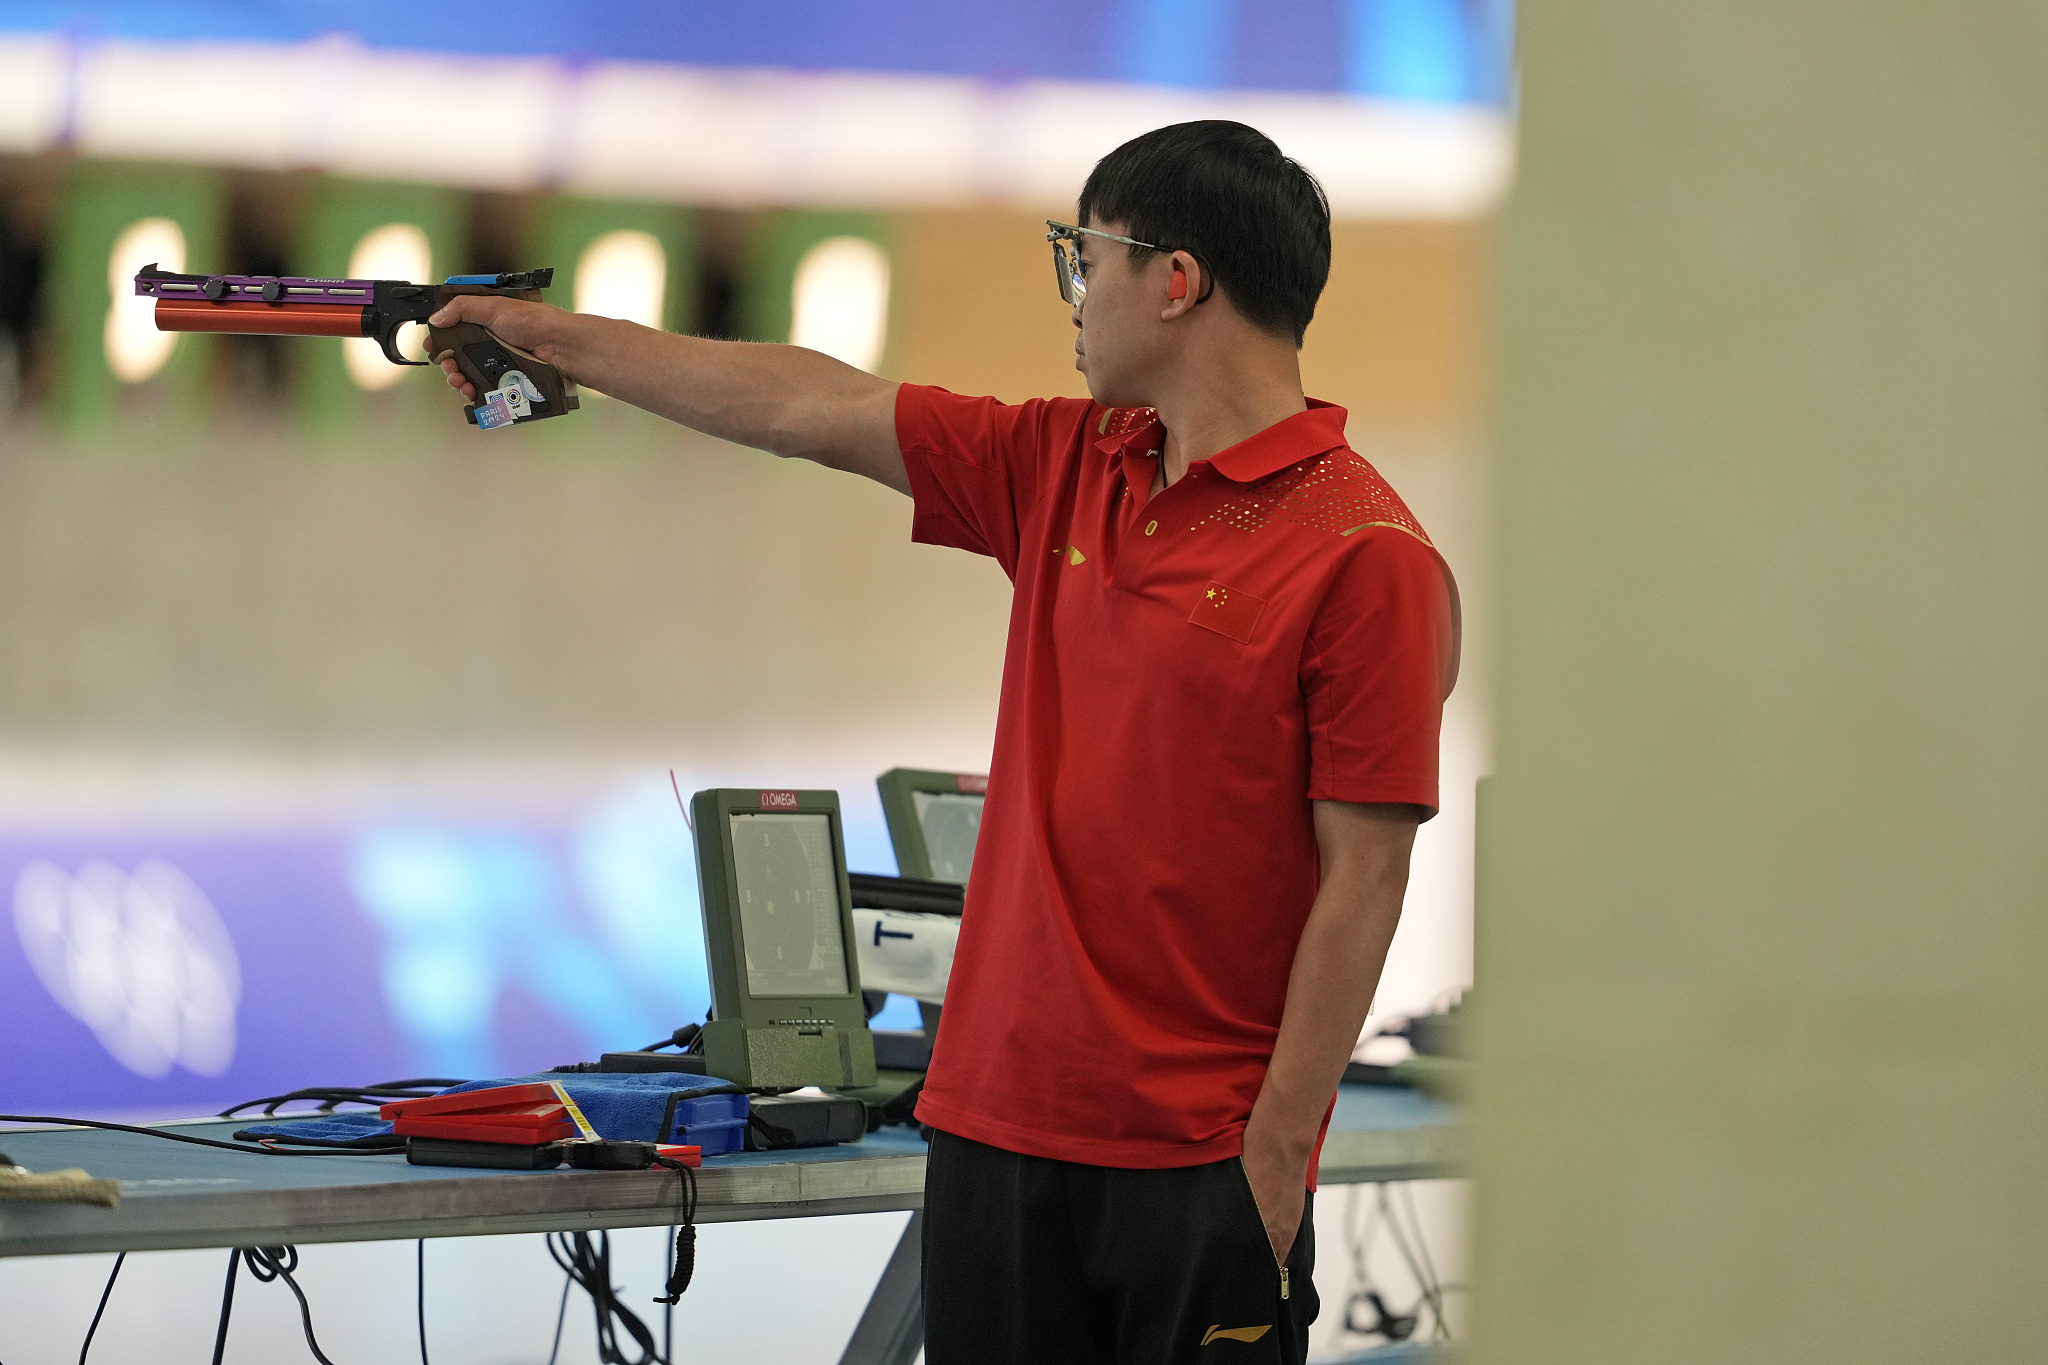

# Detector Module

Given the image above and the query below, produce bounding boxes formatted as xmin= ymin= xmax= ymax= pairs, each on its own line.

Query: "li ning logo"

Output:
xmin=1201 ymin=1324 xmax=1272 ymax=1345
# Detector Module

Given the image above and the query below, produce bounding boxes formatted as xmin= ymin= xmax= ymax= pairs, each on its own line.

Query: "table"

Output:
xmin=1 ymin=1084 xmax=1460 ymax=1363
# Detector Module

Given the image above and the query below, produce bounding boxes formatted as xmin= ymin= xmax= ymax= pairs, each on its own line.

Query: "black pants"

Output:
xmin=922 ymin=1129 xmax=1318 ymax=1364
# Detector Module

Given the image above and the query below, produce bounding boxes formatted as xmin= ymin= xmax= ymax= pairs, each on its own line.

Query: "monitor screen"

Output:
xmin=728 ymin=812 xmax=851 ymax=998
xmin=911 ymin=789 xmax=984 ymax=884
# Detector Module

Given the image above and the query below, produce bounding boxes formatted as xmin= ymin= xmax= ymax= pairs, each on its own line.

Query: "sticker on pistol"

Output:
xmin=476 ymin=389 xmax=517 ymax=430
xmin=501 ymin=370 xmax=546 ymax=406
xmin=495 ymin=378 xmax=532 ymax=420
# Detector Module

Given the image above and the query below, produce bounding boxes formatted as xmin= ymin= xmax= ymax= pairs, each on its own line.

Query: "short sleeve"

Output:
xmin=1300 ymin=529 xmax=1461 ymax=816
xmin=895 ymin=384 xmax=1093 ymax=580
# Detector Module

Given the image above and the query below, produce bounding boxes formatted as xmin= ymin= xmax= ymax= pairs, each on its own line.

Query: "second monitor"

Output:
xmin=876 ymin=768 xmax=987 ymax=885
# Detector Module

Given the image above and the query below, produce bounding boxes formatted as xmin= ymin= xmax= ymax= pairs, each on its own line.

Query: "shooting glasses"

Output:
xmin=1045 ymin=221 xmax=1212 ymax=309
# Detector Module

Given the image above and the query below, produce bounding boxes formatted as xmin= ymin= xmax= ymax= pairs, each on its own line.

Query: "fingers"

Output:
xmin=426 ymin=293 xmax=506 ymax=329
xmin=427 ymin=293 xmax=561 ymax=363
xmin=434 ymin=353 xmax=475 ymax=401
xmin=428 ymin=295 xmax=488 ymax=402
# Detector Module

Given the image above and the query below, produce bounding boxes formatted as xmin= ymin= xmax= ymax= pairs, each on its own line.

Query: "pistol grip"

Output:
xmin=427 ymin=322 xmax=580 ymax=427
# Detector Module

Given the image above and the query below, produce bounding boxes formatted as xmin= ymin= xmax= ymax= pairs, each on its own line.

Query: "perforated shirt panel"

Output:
xmin=1192 ymin=446 xmax=1436 ymax=547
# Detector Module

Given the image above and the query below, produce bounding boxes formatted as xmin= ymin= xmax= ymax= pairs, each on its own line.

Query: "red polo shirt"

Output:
xmin=900 ymin=384 xmax=1458 ymax=1168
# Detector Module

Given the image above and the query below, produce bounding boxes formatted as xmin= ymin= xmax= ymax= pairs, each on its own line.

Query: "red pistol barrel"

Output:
xmin=153 ymin=297 xmax=369 ymax=338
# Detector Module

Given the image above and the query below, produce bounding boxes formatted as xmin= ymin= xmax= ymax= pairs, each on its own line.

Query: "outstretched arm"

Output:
xmin=427 ymin=295 xmax=909 ymax=495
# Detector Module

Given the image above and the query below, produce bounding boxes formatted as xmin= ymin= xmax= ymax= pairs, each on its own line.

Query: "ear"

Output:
xmin=1161 ymin=249 xmax=1203 ymax=319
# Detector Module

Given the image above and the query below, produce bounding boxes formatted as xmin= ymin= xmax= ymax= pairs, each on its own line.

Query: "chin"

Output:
xmin=1085 ymin=377 xmax=1144 ymax=410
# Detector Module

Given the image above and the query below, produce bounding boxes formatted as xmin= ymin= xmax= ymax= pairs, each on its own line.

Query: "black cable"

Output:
xmin=77 ymin=1252 xmax=124 ymax=1364
xmin=228 ymin=1129 xmax=408 ymax=1152
xmin=651 ymin=1157 xmax=698 ymax=1305
xmin=544 ymin=1269 xmax=573 ymax=1365
xmin=209 ymin=1249 xmax=240 ymax=1365
xmin=1341 ymin=1183 xmax=1426 ymax=1345
xmin=635 ymin=1025 xmax=700 ymax=1054
xmin=0 ymin=1114 xmax=400 ymax=1156
xmin=242 ymin=1245 xmax=339 ymax=1365
xmin=662 ymin=1228 xmax=674 ymax=1364
xmin=1375 ymin=1185 xmax=1446 ymax=1341
xmin=744 ymin=1112 xmax=798 ymax=1148
xmin=416 ymin=1239 xmax=430 ymax=1365
xmin=877 ymin=1075 xmax=925 ymax=1128
xmin=217 ymin=1080 xmax=466 ymax=1119
xmin=546 ymin=1231 xmax=663 ymax=1365
xmin=1395 ymin=1182 xmax=1453 ymax=1340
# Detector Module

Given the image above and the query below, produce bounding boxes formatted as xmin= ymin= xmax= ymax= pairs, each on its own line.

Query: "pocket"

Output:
xmin=1231 ymin=1157 xmax=1293 ymax=1301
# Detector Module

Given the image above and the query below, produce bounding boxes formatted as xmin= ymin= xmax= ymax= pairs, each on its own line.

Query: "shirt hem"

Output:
xmin=1307 ymin=779 xmax=1440 ymax=818
xmin=914 ymin=1093 xmax=1247 ymax=1169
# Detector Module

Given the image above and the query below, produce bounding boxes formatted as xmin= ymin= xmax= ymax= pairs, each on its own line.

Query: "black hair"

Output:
xmin=1076 ymin=120 xmax=1331 ymax=346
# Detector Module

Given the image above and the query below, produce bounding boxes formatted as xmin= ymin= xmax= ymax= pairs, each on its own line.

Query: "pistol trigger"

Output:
xmin=376 ymin=321 xmax=428 ymax=367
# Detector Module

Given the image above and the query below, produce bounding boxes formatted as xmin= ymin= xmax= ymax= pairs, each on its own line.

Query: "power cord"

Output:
xmin=1393 ymin=1182 xmax=1454 ymax=1340
xmin=77 ymin=1252 xmax=124 ymax=1363
xmin=543 ymin=1151 xmax=696 ymax=1365
xmin=1378 ymin=1183 xmax=1449 ymax=1340
xmin=662 ymin=1228 xmax=675 ymax=1365
xmin=1345 ymin=1290 xmax=1419 ymax=1341
xmin=545 ymin=1231 xmax=664 ymax=1365
xmin=1341 ymin=1183 xmax=1431 ymax=1345
xmin=0 ymin=1114 xmax=401 ymax=1156
xmin=210 ymin=1245 xmax=339 ymax=1365
xmin=634 ymin=1025 xmax=702 ymax=1054
xmin=209 ymin=1247 xmax=240 ymax=1365
xmin=1340 ymin=1181 xmax=1468 ymax=1345
xmin=544 ymin=1270 xmax=574 ymax=1365
xmin=651 ymin=1155 xmax=698 ymax=1305
xmin=417 ymin=1239 xmax=430 ymax=1365
xmin=218 ymin=1080 xmax=467 ymax=1120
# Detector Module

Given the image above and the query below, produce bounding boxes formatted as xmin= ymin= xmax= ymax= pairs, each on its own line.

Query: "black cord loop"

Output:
xmin=546 ymin=1231 xmax=664 ymax=1365
xmin=0 ymin=1114 xmax=400 ymax=1156
xmin=217 ymin=1080 xmax=466 ymax=1119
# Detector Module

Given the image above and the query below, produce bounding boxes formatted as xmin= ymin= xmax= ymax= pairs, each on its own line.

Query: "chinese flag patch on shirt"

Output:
xmin=1189 ymin=581 xmax=1267 ymax=643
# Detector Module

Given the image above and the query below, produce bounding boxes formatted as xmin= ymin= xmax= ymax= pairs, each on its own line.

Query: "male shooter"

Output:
xmin=432 ymin=121 xmax=1458 ymax=1364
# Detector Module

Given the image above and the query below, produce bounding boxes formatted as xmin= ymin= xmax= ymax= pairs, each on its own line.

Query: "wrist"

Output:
xmin=1242 ymin=1107 xmax=1318 ymax=1165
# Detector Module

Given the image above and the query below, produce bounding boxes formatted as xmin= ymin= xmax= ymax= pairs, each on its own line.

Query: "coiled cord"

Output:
xmin=209 ymin=1245 xmax=339 ymax=1365
xmin=545 ymin=1232 xmax=664 ymax=1365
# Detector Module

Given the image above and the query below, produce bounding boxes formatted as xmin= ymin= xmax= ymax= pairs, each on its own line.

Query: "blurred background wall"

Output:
xmin=1477 ymin=2 xmax=2048 ymax=1362
xmin=0 ymin=2 xmax=1505 ymax=1360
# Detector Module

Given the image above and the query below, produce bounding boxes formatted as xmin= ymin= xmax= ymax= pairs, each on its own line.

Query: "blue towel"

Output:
xmin=236 ymin=1072 xmax=741 ymax=1145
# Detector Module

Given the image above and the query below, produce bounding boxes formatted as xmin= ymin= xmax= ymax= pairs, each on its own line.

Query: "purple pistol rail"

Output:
xmin=134 ymin=273 xmax=381 ymax=303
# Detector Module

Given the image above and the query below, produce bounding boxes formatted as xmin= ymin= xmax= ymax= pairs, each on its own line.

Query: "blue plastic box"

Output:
xmin=662 ymin=1091 xmax=749 ymax=1157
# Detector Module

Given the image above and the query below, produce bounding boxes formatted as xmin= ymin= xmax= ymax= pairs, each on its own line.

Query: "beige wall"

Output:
xmin=892 ymin=207 xmax=1484 ymax=432
xmin=0 ymin=413 xmax=1012 ymax=751
xmin=1477 ymin=3 xmax=2048 ymax=1361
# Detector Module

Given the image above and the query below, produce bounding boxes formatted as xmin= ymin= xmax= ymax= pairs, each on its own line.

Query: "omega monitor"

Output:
xmin=876 ymin=768 xmax=987 ymax=885
xmin=690 ymin=787 xmax=877 ymax=1089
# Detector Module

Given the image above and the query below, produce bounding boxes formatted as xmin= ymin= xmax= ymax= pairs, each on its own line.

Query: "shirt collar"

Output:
xmin=1091 ymin=399 xmax=1349 ymax=483
xmin=1209 ymin=400 xmax=1349 ymax=483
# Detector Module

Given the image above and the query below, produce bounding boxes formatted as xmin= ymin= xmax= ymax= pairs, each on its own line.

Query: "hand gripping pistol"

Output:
xmin=135 ymin=264 xmax=578 ymax=429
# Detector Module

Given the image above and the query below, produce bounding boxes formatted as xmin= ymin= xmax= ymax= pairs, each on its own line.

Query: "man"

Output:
xmin=432 ymin=120 xmax=1458 ymax=1363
